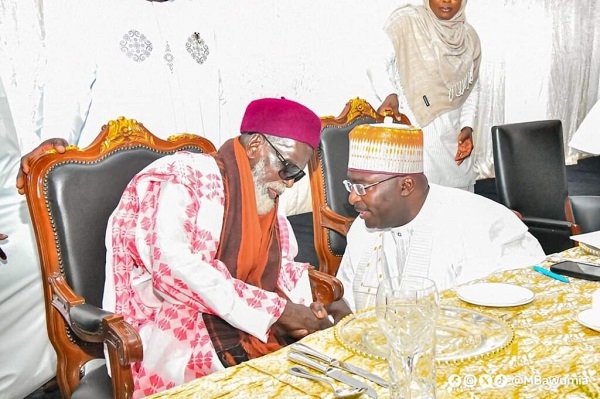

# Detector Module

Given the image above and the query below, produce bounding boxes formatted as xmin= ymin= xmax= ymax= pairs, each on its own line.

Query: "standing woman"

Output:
xmin=368 ymin=0 xmax=481 ymax=192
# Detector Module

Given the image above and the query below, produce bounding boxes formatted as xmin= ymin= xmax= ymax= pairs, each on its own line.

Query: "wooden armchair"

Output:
xmin=23 ymin=118 xmax=217 ymax=398
xmin=308 ymin=98 xmax=410 ymax=276
xmin=24 ymin=117 xmax=342 ymax=398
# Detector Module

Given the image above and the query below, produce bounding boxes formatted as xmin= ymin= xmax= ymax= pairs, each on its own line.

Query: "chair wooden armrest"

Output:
xmin=48 ymin=272 xmax=142 ymax=399
xmin=511 ymin=209 xmax=523 ymax=220
xmin=319 ymin=206 xmax=354 ymax=237
xmin=308 ymin=269 xmax=344 ymax=305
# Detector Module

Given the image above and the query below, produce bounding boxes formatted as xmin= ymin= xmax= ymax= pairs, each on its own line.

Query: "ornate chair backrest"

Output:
xmin=24 ymin=117 xmax=216 ymax=398
xmin=309 ymin=98 xmax=410 ymax=276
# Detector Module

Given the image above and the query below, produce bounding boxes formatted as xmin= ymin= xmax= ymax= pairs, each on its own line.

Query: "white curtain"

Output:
xmin=215 ymin=0 xmax=600 ymax=180
xmin=0 ymin=0 xmax=45 ymax=153
xmin=1 ymin=1 xmax=599 ymax=179
xmin=469 ymin=0 xmax=600 ymax=177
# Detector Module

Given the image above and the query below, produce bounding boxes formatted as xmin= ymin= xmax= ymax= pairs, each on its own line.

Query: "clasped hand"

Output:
xmin=275 ymin=298 xmax=354 ymax=340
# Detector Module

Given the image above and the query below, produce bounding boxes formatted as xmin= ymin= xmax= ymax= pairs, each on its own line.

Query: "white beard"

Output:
xmin=252 ymin=157 xmax=285 ymax=215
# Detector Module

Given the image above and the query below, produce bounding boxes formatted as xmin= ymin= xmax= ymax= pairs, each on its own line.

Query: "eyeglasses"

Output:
xmin=261 ymin=134 xmax=306 ymax=182
xmin=343 ymin=175 xmax=404 ymax=196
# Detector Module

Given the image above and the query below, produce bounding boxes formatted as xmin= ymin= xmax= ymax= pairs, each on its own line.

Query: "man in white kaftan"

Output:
xmin=327 ymin=122 xmax=545 ymax=315
xmin=337 ymin=183 xmax=545 ymax=311
xmin=40 ymin=0 xmax=228 ymax=148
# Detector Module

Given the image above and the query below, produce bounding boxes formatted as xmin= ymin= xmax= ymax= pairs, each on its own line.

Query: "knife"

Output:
xmin=288 ymin=351 xmax=378 ymax=399
xmin=291 ymin=342 xmax=388 ymax=387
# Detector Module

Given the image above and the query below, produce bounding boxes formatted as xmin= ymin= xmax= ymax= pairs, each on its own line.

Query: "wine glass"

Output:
xmin=376 ymin=276 xmax=439 ymax=399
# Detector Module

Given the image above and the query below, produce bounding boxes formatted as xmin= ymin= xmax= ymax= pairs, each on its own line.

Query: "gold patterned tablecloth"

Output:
xmin=147 ymin=247 xmax=600 ymax=399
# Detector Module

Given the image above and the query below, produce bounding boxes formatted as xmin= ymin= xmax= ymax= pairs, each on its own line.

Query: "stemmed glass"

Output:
xmin=376 ymin=276 xmax=439 ymax=399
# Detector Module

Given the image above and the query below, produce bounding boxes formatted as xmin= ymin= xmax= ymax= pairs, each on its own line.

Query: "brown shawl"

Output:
xmin=203 ymin=138 xmax=288 ymax=367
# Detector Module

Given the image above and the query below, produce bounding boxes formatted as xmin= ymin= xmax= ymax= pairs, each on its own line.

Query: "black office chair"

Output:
xmin=491 ymin=119 xmax=574 ymax=254
xmin=565 ymin=195 xmax=600 ymax=236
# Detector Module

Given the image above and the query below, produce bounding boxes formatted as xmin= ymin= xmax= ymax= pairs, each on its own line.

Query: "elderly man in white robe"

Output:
xmin=325 ymin=122 xmax=545 ymax=318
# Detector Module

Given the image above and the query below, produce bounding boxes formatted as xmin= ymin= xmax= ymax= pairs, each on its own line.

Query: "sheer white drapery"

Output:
xmin=218 ymin=0 xmax=600 ymax=181
xmin=0 ymin=2 xmax=57 ymax=397
xmin=468 ymin=0 xmax=600 ymax=177
xmin=0 ymin=0 xmax=45 ymax=153
xmin=1 ymin=0 xmax=599 ymax=188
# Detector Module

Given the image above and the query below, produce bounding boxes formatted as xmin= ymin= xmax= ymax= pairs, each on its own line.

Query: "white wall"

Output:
xmin=213 ymin=1 xmax=599 ymax=179
xmin=1 ymin=1 xmax=599 ymax=214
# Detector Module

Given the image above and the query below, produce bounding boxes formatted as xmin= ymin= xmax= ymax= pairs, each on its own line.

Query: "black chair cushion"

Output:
xmin=526 ymin=225 xmax=573 ymax=254
xmin=71 ymin=364 xmax=113 ymax=399
xmin=287 ymin=212 xmax=319 ymax=267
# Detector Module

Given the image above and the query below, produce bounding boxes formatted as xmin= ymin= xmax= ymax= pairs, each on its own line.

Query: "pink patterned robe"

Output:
xmin=102 ymin=151 xmax=311 ymax=397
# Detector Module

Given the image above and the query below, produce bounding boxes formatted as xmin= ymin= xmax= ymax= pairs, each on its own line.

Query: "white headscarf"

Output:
xmin=384 ymin=0 xmax=481 ymax=127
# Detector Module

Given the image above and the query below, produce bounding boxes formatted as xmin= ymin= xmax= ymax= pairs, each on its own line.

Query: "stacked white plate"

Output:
xmin=456 ymin=283 xmax=535 ymax=307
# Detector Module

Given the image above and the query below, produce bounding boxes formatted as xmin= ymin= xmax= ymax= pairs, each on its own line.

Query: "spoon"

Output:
xmin=289 ymin=366 xmax=367 ymax=398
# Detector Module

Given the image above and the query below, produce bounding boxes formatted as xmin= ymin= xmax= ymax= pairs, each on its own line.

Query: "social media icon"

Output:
xmin=448 ymin=374 xmax=462 ymax=388
xmin=494 ymin=374 xmax=508 ymax=388
xmin=479 ymin=374 xmax=493 ymax=388
xmin=463 ymin=374 xmax=477 ymax=388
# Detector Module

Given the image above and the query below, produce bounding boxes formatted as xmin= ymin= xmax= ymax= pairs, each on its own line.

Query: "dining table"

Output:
xmin=146 ymin=246 xmax=600 ymax=399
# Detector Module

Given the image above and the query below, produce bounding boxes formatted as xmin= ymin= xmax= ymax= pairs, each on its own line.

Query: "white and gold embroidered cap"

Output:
xmin=348 ymin=122 xmax=423 ymax=174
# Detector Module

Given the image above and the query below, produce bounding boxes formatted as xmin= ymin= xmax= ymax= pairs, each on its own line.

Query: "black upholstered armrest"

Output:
xmin=49 ymin=272 xmax=108 ymax=342
xmin=49 ymin=272 xmax=143 ymax=369
xmin=522 ymin=217 xmax=573 ymax=230
xmin=70 ymin=303 xmax=113 ymax=338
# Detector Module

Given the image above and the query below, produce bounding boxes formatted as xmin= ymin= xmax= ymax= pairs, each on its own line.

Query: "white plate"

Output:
xmin=456 ymin=283 xmax=535 ymax=307
xmin=577 ymin=309 xmax=600 ymax=332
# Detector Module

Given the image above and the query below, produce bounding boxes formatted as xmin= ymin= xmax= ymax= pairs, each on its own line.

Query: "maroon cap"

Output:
xmin=240 ymin=97 xmax=322 ymax=148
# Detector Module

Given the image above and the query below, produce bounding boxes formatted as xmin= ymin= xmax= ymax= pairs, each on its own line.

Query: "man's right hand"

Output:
xmin=275 ymin=301 xmax=333 ymax=340
xmin=324 ymin=299 xmax=353 ymax=324
xmin=377 ymin=93 xmax=401 ymax=120
xmin=16 ymin=138 xmax=68 ymax=195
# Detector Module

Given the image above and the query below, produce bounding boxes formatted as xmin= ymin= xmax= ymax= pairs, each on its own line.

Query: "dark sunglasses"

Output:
xmin=261 ymin=134 xmax=306 ymax=182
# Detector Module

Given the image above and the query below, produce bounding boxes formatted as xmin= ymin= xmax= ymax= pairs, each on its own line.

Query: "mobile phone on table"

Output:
xmin=549 ymin=261 xmax=600 ymax=281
